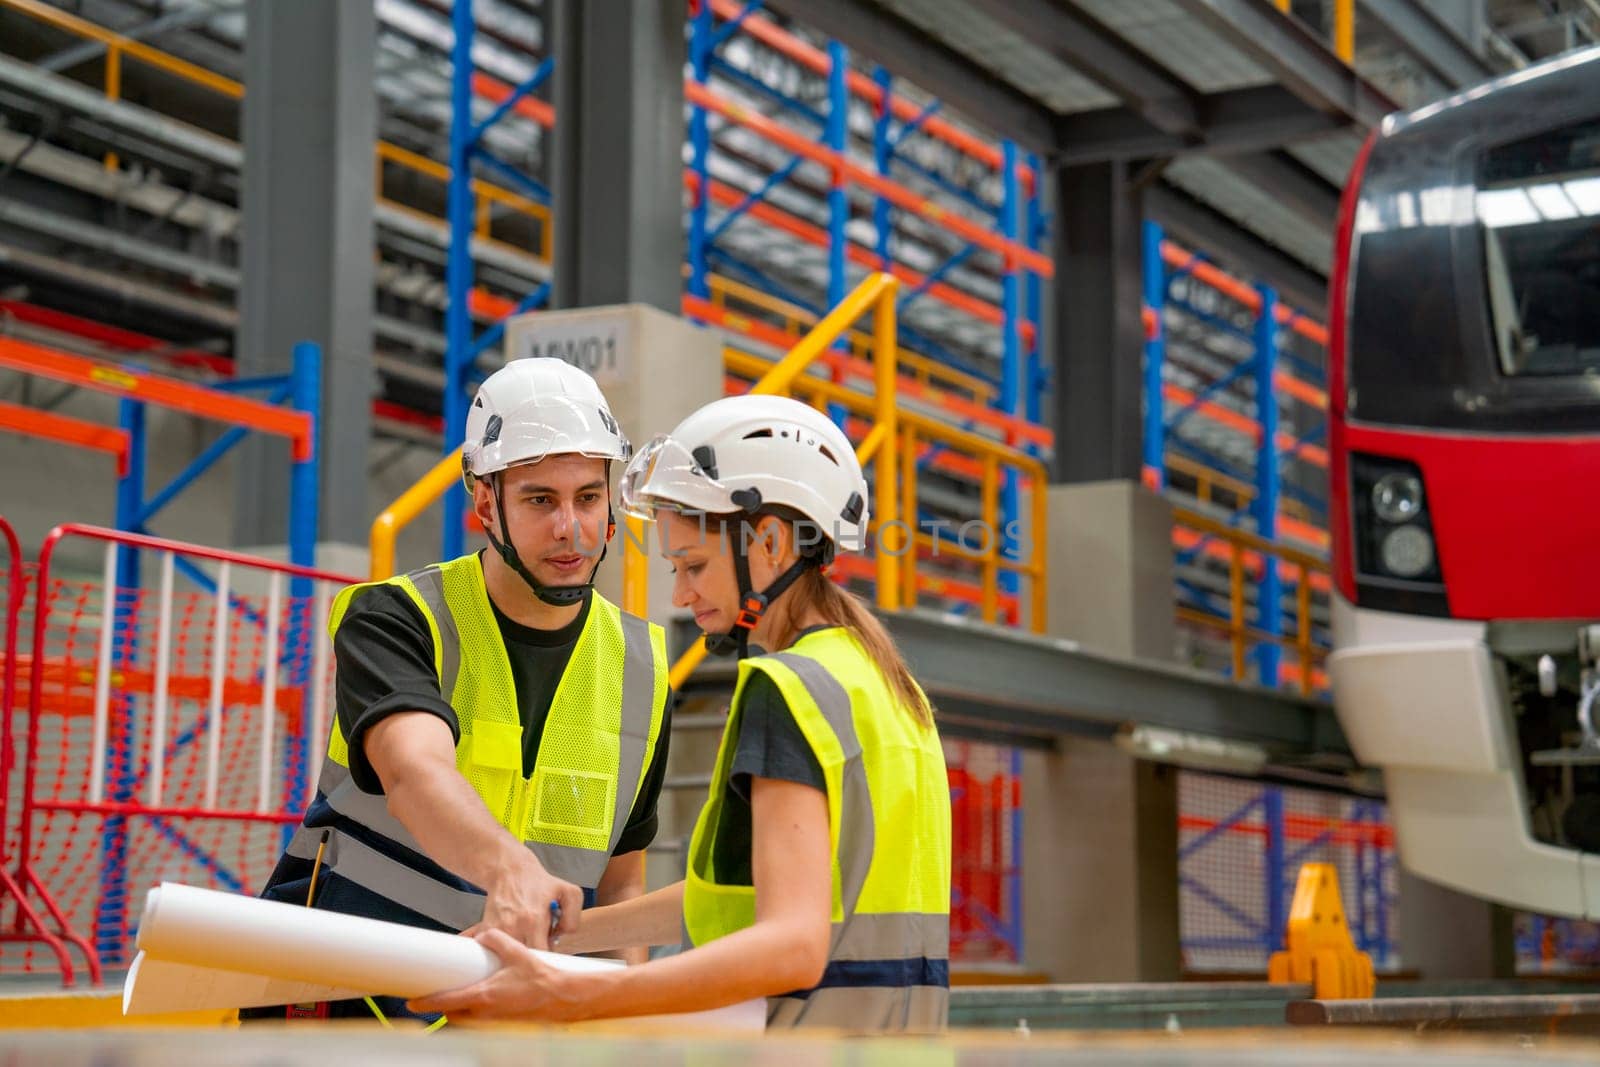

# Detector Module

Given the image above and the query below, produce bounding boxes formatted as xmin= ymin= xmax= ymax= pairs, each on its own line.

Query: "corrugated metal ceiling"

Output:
xmin=1070 ymin=0 xmax=1277 ymax=92
xmin=1165 ymin=155 xmax=1336 ymax=280
xmin=873 ymin=0 xmax=1120 ymax=112
xmin=1287 ymin=130 xmax=1368 ymax=189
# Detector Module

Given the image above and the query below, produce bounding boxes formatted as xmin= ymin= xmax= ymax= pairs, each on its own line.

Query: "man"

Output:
xmin=247 ymin=358 xmax=671 ymax=1020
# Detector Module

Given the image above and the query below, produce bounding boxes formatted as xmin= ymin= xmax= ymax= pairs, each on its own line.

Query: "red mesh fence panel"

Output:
xmin=0 ymin=526 xmax=355 ymax=982
xmin=946 ymin=739 xmax=1020 ymax=963
xmin=1178 ymin=771 xmax=1398 ymax=974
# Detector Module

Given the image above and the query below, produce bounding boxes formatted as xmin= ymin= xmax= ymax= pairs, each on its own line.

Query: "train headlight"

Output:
xmin=1372 ymin=472 xmax=1424 ymax=524
xmin=1379 ymin=525 xmax=1435 ymax=578
xmin=1351 ymin=454 xmax=1446 ymax=612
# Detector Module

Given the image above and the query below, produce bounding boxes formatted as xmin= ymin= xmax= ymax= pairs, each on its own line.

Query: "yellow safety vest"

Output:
xmin=283 ymin=553 xmax=668 ymax=929
xmin=682 ymin=627 xmax=952 ymax=1032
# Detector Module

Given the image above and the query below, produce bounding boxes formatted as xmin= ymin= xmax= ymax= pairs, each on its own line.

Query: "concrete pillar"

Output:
xmin=1018 ymin=480 xmax=1182 ymax=980
xmin=1050 ymin=160 xmax=1145 ymax=485
xmin=550 ymin=0 xmax=686 ymax=314
xmin=234 ymin=0 xmax=375 ymax=551
xmin=1045 ymin=480 xmax=1176 ymax=663
xmin=1022 ymin=747 xmax=1181 ymax=981
xmin=1397 ymin=868 xmax=1516 ymax=979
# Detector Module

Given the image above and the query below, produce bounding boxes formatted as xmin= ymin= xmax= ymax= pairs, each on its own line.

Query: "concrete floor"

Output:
xmin=4 ymin=1026 xmax=1600 ymax=1066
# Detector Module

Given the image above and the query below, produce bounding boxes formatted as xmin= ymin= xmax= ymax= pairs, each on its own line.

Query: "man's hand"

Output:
xmin=364 ymin=712 xmax=584 ymax=950
xmin=480 ymin=850 xmax=584 ymax=950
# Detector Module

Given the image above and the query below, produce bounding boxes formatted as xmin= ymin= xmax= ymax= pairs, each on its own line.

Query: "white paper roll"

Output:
xmin=123 ymin=952 xmax=370 ymax=1015
xmin=125 ymin=882 xmax=618 ymax=1014
xmin=124 ymin=882 xmax=765 ymax=1030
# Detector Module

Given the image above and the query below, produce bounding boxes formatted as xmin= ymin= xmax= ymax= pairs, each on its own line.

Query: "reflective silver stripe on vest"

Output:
xmin=316 ymin=758 xmax=616 ymax=889
xmin=286 ymin=824 xmax=486 ymax=931
xmin=829 ymin=912 xmax=950 ymax=962
xmin=767 ymin=985 xmax=949 ymax=1033
xmin=318 ymin=760 xmax=426 ymax=852
xmin=763 ymin=652 xmax=949 ymax=1034
xmin=765 ymin=652 xmax=873 ymax=915
xmin=406 ymin=564 xmax=460 ymax=698
xmin=609 ymin=612 xmax=657 ymax=855
xmin=314 ymin=583 xmax=662 ymax=898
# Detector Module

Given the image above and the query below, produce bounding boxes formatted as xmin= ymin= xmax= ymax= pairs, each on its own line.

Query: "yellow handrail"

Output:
xmin=1171 ymin=505 xmax=1328 ymax=695
xmin=704 ymin=272 xmax=994 ymax=403
xmin=745 ymin=273 xmax=898 ymax=399
xmin=1173 ymin=505 xmax=1326 ymax=575
xmin=667 ymin=272 xmax=905 ymax=685
xmin=1272 ymin=0 xmax=1355 ymax=64
xmin=724 ymin=346 xmax=1049 ymax=630
xmin=1163 ymin=453 xmax=1319 ymax=527
xmin=4 ymin=0 xmax=245 ymax=98
xmin=622 ymin=516 xmax=649 ymax=617
xmin=375 ymin=142 xmax=552 ymax=262
xmin=370 ymin=452 xmax=461 ymax=580
xmin=1334 ymin=0 xmax=1355 ymax=64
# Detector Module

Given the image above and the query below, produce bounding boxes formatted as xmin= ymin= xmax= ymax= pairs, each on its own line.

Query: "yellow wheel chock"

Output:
xmin=1267 ymin=862 xmax=1377 ymax=1000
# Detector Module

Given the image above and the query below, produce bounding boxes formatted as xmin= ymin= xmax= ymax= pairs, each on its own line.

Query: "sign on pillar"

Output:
xmin=507 ymin=314 xmax=631 ymax=386
xmin=502 ymin=304 xmax=724 ymax=637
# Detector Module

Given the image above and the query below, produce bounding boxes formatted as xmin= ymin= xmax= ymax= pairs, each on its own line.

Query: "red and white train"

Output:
xmin=1329 ymin=45 xmax=1600 ymax=916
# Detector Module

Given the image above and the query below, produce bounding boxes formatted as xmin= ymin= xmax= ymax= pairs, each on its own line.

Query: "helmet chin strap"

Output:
xmin=484 ymin=472 xmax=610 ymax=609
xmin=703 ymin=527 xmax=814 ymax=659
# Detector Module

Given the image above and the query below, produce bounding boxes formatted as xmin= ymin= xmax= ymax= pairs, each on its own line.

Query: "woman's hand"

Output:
xmin=406 ymin=928 xmax=602 ymax=1022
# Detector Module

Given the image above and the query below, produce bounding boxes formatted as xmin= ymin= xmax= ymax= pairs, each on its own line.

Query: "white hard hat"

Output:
xmin=462 ymin=358 xmax=629 ymax=487
xmin=620 ymin=395 xmax=868 ymax=553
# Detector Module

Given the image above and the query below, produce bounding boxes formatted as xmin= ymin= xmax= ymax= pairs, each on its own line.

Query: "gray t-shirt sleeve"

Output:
xmin=729 ymin=669 xmax=825 ymax=800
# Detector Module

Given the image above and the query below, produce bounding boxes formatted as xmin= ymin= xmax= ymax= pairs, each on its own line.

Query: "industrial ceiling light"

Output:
xmin=1112 ymin=723 xmax=1270 ymax=776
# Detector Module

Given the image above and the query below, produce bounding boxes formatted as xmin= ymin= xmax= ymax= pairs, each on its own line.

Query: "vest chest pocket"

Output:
xmin=525 ymin=767 xmax=616 ymax=851
xmin=459 ymin=720 xmax=524 ymax=828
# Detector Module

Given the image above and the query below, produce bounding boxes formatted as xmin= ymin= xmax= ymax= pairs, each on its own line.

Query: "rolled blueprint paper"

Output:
xmin=124 ymin=881 xmax=617 ymax=1015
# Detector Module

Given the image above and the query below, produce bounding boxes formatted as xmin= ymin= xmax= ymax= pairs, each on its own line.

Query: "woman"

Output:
xmin=410 ymin=394 xmax=952 ymax=1032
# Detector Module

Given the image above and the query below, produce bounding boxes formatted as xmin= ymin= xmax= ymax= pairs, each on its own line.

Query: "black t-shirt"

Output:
xmin=710 ymin=629 xmax=832 ymax=885
xmin=331 ymin=576 xmax=670 ymax=855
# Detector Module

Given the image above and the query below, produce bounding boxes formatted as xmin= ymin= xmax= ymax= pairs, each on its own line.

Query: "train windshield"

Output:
xmin=1478 ymin=116 xmax=1600 ymax=379
xmin=1348 ymin=106 xmax=1600 ymax=433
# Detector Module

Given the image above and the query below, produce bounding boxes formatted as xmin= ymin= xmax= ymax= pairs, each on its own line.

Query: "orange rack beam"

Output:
xmin=1171 ymin=526 xmax=1333 ymax=593
xmin=706 ymin=0 xmax=1035 ymax=189
xmin=1161 ymin=239 xmax=1330 ymax=349
xmin=1146 ymin=276 xmax=1329 ymax=412
xmin=1162 ymin=382 xmax=1329 ymax=469
xmin=12 ymin=654 xmax=306 ymax=728
xmin=0 ymin=398 xmax=130 ymax=475
xmin=1179 ymin=812 xmax=1388 ymax=848
xmin=0 ymin=336 xmax=314 ymax=461
xmin=689 ymin=172 xmax=1037 ymax=347
xmin=462 ymin=1 xmax=1037 ymax=191
xmin=686 ymin=81 xmax=1053 ymax=277
xmin=471 ymin=70 xmax=555 ymax=128
xmin=691 ymin=295 xmax=1052 ymax=451
xmin=830 ymin=552 xmax=1021 ymax=616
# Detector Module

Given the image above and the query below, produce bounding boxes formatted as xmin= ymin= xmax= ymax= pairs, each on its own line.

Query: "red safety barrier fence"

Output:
xmin=947 ymin=741 xmax=1021 ymax=963
xmin=0 ymin=522 xmax=358 ymax=985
